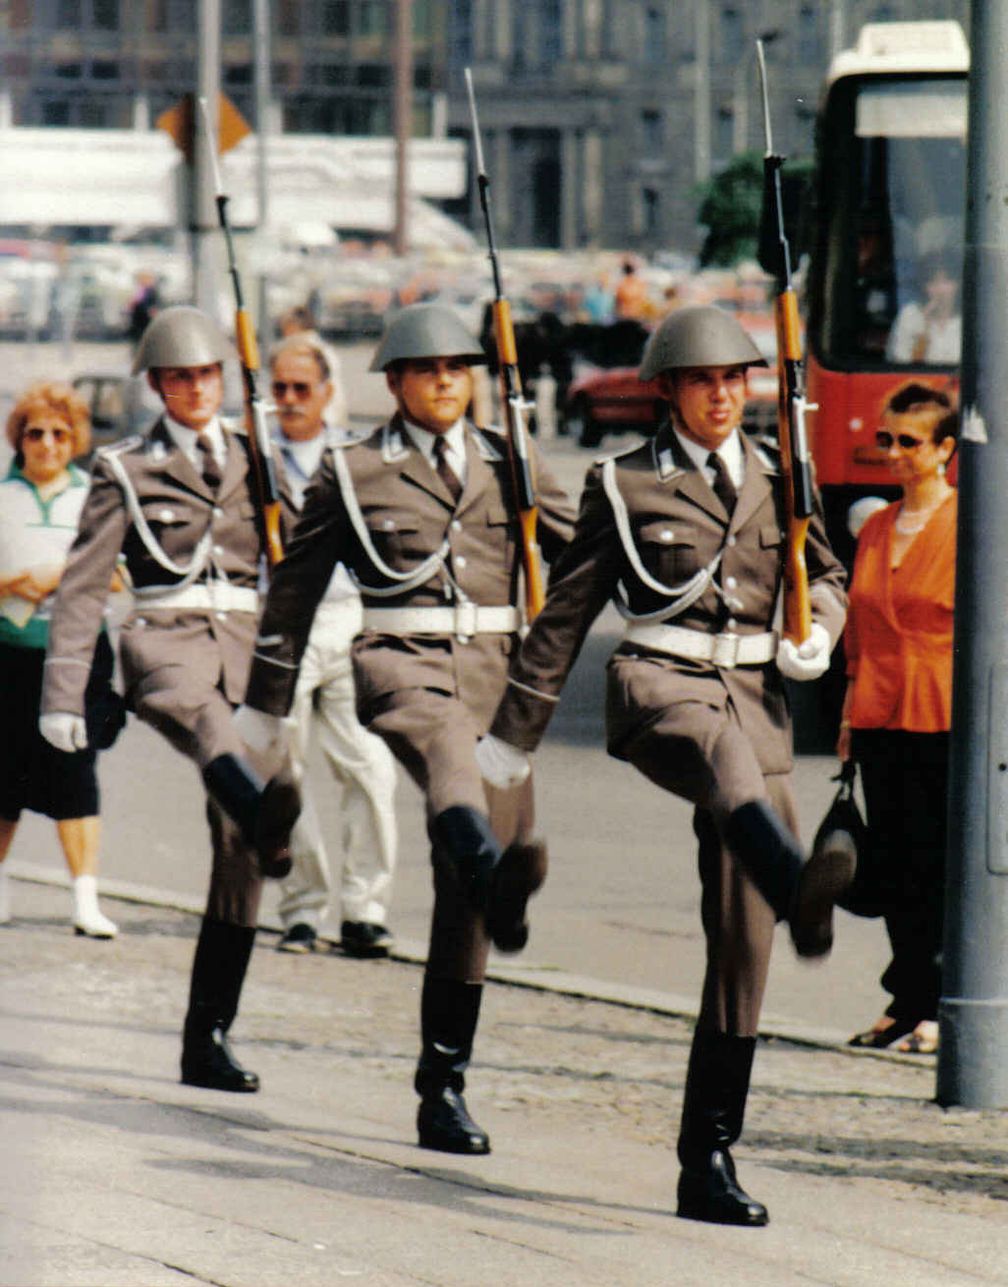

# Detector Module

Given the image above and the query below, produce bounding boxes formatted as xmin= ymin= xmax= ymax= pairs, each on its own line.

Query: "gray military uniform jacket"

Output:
xmin=491 ymin=424 xmax=847 ymax=775
xmin=246 ymin=415 xmax=576 ymax=728
xmin=43 ymin=417 xmax=293 ymax=717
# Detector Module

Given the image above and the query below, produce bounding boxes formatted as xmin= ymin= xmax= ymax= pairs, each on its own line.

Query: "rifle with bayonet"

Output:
xmin=755 ymin=39 xmax=813 ymax=644
xmin=197 ymin=95 xmax=284 ymax=573
xmin=464 ymin=67 xmax=545 ymax=620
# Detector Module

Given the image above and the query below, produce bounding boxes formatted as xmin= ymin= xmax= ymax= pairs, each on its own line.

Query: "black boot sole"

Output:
xmin=180 ymin=1067 xmax=260 ymax=1093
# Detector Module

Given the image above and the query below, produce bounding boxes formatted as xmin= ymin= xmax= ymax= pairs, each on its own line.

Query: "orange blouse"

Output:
xmin=845 ymin=493 xmax=956 ymax=733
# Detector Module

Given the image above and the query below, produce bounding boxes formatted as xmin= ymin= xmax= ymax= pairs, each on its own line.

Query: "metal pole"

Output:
xmin=393 ymin=0 xmax=413 ymax=257
xmin=937 ymin=0 xmax=1008 ymax=1109
xmin=253 ymin=0 xmax=271 ymax=341
xmin=193 ymin=0 xmax=221 ymax=317
xmin=694 ymin=0 xmax=711 ymax=182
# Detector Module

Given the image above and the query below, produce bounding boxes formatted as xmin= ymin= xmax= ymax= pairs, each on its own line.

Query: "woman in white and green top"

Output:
xmin=0 ymin=382 xmax=118 ymax=937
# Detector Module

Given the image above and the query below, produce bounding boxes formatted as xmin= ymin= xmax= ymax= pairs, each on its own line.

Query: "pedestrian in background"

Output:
xmin=40 ymin=306 xmax=298 ymax=1095
xmin=0 ymin=382 xmax=121 ymax=937
xmin=238 ymin=303 xmax=576 ymax=1155
xmin=270 ymin=333 xmax=399 ymax=959
xmin=841 ymin=382 xmax=957 ymax=1057
xmin=478 ymin=305 xmax=850 ymax=1228
xmin=277 ymin=304 xmax=349 ymax=426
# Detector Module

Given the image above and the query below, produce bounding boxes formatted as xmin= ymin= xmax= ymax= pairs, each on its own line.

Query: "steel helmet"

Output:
xmin=638 ymin=305 xmax=768 ymax=381
xmin=369 ymin=303 xmax=488 ymax=372
xmin=132 ymin=305 xmax=235 ymax=375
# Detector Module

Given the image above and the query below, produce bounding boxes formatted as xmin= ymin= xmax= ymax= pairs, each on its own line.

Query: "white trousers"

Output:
xmin=279 ymin=598 xmax=398 ymax=929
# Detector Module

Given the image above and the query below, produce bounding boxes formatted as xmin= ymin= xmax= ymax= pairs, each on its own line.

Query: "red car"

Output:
xmin=560 ymin=312 xmax=781 ymax=448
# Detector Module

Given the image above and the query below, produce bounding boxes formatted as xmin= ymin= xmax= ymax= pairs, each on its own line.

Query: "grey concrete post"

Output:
xmin=937 ymin=0 xmax=1008 ymax=1108
xmin=193 ymin=0 xmax=221 ymax=319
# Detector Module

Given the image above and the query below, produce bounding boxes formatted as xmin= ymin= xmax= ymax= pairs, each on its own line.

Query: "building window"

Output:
xmin=91 ymin=59 xmax=120 ymax=80
xmin=223 ymin=0 xmax=251 ymax=34
xmin=721 ymin=7 xmax=744 ymax=64
xmin=641 ymin=109 xmax=663 ymax=150
xmin=322 ymin=0 xmax=350 ymax=35
xmin=359 ymin=1 xmax=388 ymax=38
xmin=224 ymin=63 xmax=252 ymax=86
xmin=542 ymin=0 xmax=563 ymax=68
xmin=644 ymin=6 xmax=666 ymax=64
xmin=43 ymin=100 xmax=72 ymax=126
xmin=278 ymin=0 xmax=300 ymax=35
xmin=57 ymin=0 xmax=82 ymax=22
xmin=92 ymin=0 xmax=119 ymax=28
xmin=643 ymin=187 xmax=660 ymax=238
xmin=55 ymin=62 xmax=84 ymax=79
xmin=715 ymin=104 xmax=734 ymax=163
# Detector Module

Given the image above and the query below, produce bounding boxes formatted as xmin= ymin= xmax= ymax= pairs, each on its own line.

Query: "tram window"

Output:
xmin=815 ymin=77 xmax=966 ymax=370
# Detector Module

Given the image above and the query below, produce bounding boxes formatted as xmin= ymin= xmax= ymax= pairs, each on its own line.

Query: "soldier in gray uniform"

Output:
xmin=40 ymin=305 xmax=297 ymax=1094
xmin=237 ymin=303 xmax=576 ymax=1153
xmin=478 ymin=306 xmax=851 ymax=1226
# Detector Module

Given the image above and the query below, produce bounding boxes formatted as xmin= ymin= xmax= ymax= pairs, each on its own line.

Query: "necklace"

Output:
xmin=894 ymin=492 xmax=948 ymax=536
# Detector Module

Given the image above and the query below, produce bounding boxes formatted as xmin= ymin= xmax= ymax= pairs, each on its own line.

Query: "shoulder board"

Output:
xmin=594 ymin=439 xmax=645 ymax=467
xmin=752 ymin=438 xmax=782 ymax=473
xmin=329 ymin=426 xmax=370 ymax=449
xmin=96 ymin=435 xmax=143 ymax=459
xmin=470 ymin=425 xmax=505 ymax=462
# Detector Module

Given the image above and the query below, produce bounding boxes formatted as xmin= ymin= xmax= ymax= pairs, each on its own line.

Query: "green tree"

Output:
xmin=696 ymin=153 xmax=812 ymax=269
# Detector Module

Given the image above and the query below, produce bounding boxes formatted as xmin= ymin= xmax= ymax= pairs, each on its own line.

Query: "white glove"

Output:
xmin=232 ymin=704 xmax=289 ymax=755
xmin=39 ymin=712 xmax=88 ymax=753
xmin=476 ymin=733 xmax=532 ymax=789
xmin=776 ymin=622 xmax=832 ymax=683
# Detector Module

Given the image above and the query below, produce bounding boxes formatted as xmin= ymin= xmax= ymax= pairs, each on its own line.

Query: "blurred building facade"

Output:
xmin=3 ymin=0 xmax=969 ymax=254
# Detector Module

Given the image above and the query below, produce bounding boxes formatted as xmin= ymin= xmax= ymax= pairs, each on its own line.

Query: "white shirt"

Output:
xmin=401 ymin=417 xmax=468 ymax=488
xmin=274 ymin=426 xmax=357 ymax=606
xmin=672 ymin=425 xmax=745 ymax=491
xmin=163 ymin=412 xmax=227 ymax=471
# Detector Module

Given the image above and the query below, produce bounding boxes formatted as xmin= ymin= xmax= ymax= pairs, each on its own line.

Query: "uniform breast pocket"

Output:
xmin=364 ymin=509 xmax=424 ymax=565
xmin=636 ymin=520 xmax=698 ymax=584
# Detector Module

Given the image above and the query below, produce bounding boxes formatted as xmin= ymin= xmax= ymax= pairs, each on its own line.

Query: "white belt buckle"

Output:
xmin=710 ymin=632 xmax=740 ymax=668
xmin=454 ymin=600 xmax=477 ymax=641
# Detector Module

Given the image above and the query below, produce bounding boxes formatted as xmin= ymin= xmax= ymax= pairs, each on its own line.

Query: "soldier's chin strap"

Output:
xmin=601 ymin=457 xmax=725 ymax=624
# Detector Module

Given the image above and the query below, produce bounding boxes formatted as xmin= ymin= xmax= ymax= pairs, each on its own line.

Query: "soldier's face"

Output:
xmin=660 ymin=364 xmax=748 ymax=450
xmin=271 ymin=351 xmax=331 ymax=442
xmin=150 ymin=363 xmax=224 ymax=430
xmin=386 ymin=357 xmax=473 ymax=434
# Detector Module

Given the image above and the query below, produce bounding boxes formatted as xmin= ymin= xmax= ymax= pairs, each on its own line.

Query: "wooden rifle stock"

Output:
xmin=465 ymin=68 xmax=545 ymax=621
xmin=197 ymin=96 xmax=284 ymax=573
xmin=756 ymin=42 xmax=813 ymax=644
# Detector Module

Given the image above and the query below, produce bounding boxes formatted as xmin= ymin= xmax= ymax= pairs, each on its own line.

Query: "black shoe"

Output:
xmin=277 ymin=922 xmax=318 ymax=954
xmin=790 ymin=836 xmax=857 ymax=959
xmin=677 ymin=1150 xmax=768 ymax=1227
xmin=417 ymin=1086 xmax=490 ymax=1155
xmin=181 ymin=1025 xmax=260 ymax=1093
xmin=340 ymin=921 xmax=392 ymax=959
xmin=486 ymin=840 xmax=548 ymax=953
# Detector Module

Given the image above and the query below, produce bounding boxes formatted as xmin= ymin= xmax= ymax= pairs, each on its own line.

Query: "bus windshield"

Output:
xmin=814 ymin=75 xmax=966 ymax=370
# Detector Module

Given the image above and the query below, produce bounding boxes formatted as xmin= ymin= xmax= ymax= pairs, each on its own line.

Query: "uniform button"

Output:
xmin=726 ymin=535 xmax=737 ymax=547
xmin=727 ymin=617 xmax=738 ymax=629
xmin=451 ymin=519 xmax=462 ymax=532
xmin=725 ymin=575 xmax=738 ymax=590
xmin=136 ymin=617 xmax=146 ymax=628
xmin=213 ymin=507 xmax=224 ymax=518
xmin=216 ymin=611 xmax=227 ymax=621
xmin=157 ymin=507 xmax=174 ymax=522
xmin=383 ymin=518 xmax=395 ymax=531
xmin=455 ymin=555 xmax=467 ymax=569
xmin=660 ymin=528 xmax=674 ymax=542
xmin=213 ymin=544 xmax=224 ymax=555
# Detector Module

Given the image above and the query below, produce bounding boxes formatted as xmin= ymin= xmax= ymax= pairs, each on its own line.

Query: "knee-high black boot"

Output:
xmin=415 ymin=976 xmax=490 ymax=1154
xmin=181 ymin=917 xmax=260 ymax=1093
xmin=676 ymin=1029 xmax=768 ymax=1227
xmin=202 ymin=753 xmax=299 ymax=880
xmin=725 ymin=800 xmax=854 ymax=958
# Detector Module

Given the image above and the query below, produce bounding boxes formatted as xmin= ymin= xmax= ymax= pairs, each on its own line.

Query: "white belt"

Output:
xmin=624 ymin=622 xmax=778 ymax=668
xmin=362 ymin=604 xmax=521 ymax=639
xmin=134 ymin=583 xmax=260 ymax=614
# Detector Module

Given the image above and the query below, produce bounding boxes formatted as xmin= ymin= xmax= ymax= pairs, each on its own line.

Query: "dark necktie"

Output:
xmin=196 ymin=432 xmax=223 ymax=492
xmin=707 ymin=450 xmax=736 ymax=516
xmin=433 ymin=434 xmax=462 ymax=506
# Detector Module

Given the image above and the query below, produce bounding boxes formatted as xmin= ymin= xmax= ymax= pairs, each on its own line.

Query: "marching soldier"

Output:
xmin=237 ymin=303 xmax=576 ymax=1153
xmin=477 ymin=306 xmax=851 ymax=1225
xmin=40 ymin=305 xmax=298 ymax=1094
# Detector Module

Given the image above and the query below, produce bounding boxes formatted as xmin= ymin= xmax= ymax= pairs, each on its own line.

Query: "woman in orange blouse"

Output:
xmin=838 ymin=382 xmax=957 ymax=1055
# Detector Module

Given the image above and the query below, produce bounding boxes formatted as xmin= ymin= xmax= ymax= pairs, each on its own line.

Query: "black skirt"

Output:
xmin=0 ymin=634 xmax=113 ymax=822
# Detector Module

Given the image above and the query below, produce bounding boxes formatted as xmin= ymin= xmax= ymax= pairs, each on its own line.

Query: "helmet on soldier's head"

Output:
xmin=638 ymin=305 xmax=767 ymax=382
xmin=369 ymin=303 xmax=487 ymax=373
xmin=132 ymin=305 xmax=235 ymax=376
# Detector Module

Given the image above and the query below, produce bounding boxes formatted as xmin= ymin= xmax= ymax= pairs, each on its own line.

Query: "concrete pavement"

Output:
xmin=3 ymin=877 xmax=1007 ymax=1287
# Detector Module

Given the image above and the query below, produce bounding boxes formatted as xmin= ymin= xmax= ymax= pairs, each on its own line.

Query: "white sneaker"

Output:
xmin=0 ymin=868 xmax=10 ymax=925
xmin=72 ymin=875 xmax=117 ymax=939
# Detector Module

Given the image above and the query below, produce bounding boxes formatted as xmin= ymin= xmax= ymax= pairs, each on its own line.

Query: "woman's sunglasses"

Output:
xmin=24 ymin=426 xmax=71 ymax=443
xmin=875 ymin=430 xmax=928 ymax=451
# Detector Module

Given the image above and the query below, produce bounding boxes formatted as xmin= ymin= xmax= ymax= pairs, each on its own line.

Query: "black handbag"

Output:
xmin=812 ymin=760 xmax=885 ymax=919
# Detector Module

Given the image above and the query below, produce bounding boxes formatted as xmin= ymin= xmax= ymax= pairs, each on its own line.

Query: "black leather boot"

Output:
xmin=724 ymin=799 xmax=853 ymax=958
xmin=676 ymin=1030 xmax=768 ymax=1227
xmin=181 ymin=918 xmax=260 ymax=1093
xmin=202 ymin=753 xmax=300 ymax=880
xmin=415 ymin=977 xmax=490 ymax=1155
xmin=486 ymin=839 xmax=548 ymax=953
xmin=429 ymin=806 xmax=501 ymax=913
